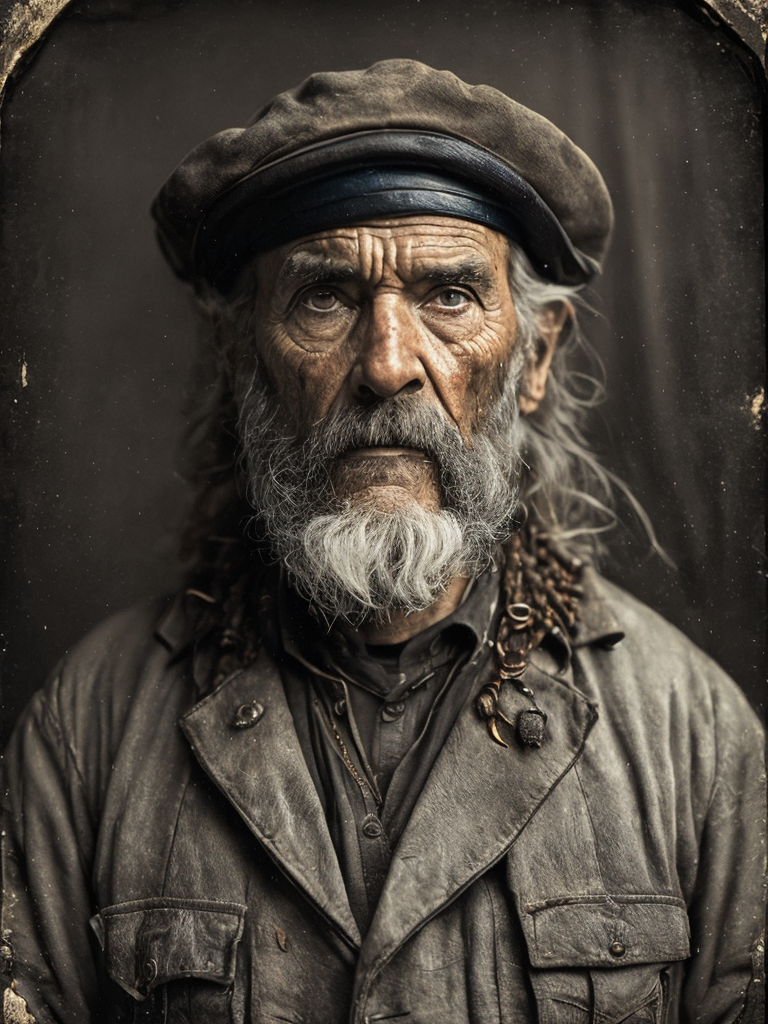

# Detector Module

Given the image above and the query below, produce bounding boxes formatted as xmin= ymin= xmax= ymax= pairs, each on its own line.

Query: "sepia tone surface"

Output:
xmin=0 ymin=0 xmax=765 ymax=741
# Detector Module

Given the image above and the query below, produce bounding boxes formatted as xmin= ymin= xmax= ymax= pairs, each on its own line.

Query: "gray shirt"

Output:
xmin=278 ymin=568 xmax=502 ymax=931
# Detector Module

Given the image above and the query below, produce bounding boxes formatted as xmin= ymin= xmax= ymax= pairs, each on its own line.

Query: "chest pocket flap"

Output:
xmin=95 ymin=897 xmax=246 ymax=1000
xmin=521 ymin=895 xmax=690 ymax=969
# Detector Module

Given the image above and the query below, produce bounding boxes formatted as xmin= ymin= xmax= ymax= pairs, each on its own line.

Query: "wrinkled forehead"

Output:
xmin=255 ymin=215 xmax=513 ymax=290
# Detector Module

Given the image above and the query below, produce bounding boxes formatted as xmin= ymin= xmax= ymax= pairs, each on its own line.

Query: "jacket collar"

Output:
xmin=179 ymin=648 xmax=363 ymax=949
xmin=354 ymin=657 xmax=598 ymax=991
xmin=178 ymin=636 xmax=598 ymax=967
xmin=572 ymin=566 xmax=625 ymax=649
xmin=168 ymin=563 xmax=618 ymax=962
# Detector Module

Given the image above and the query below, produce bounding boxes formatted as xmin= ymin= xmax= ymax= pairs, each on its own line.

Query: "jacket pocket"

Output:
xmin=520 ymin=895 xmax=689 ymax=1024
xmin=94 ymin=897 xmax=246 ymax=1022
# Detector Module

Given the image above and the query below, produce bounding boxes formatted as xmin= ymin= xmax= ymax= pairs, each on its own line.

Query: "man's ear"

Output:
xmin=519 ymin=300 xmax=573 ymax=415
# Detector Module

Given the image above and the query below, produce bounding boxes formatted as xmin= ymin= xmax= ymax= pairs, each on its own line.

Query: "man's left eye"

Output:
xmin=433 ymin=288 xmax=471 ymax=309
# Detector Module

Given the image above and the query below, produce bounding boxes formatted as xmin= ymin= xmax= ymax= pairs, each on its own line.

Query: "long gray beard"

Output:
xmin=237 ymin=373 xmax=523 ymax=624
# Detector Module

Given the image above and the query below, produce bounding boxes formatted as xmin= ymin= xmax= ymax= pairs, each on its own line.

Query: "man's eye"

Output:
xmin=301 ymin=289 xmax=342 ymax=312
xmin=433 ymin=288 xmax=471 ymax=309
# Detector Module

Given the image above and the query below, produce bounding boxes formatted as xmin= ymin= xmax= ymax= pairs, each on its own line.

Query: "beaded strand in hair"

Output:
xmin=476 ymin=524 xmax=583 ymax=748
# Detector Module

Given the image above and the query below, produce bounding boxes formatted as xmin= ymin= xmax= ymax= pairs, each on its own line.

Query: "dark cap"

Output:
xmin=152 ymin=59 xmax=613 ymax=294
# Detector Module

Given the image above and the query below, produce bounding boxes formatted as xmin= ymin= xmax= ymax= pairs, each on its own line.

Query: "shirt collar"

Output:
xmin=277 ymin=566 xmax=502 ymax=698
xmin=154 ymin=562 xmax=626 ymax=666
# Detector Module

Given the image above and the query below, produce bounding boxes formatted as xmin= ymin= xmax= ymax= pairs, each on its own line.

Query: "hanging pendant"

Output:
xmin=476 ymin=679 xmax=514 ymax=747
xmin=516 ymin=707 xmax=548 ymax=748
xmin=476 ymin=674 xmax=548 ymax=749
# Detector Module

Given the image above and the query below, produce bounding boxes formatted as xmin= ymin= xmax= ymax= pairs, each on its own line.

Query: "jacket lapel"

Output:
xmin=180 ymin=649 xmax=362 ymax=948
xmin=356 ymin=660 xmax=598 ymax=985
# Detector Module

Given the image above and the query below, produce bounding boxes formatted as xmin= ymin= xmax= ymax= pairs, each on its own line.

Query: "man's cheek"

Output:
xmin=288 ymin=352 xmax=348 ymax=431
xmin=435 ymin=347 xmax=508 ymax=435
xmin=255 ymin=332 xmax=324 ymax=424
xmin=465 ymin=372 xmax=507 ymax=433
xmin=465 ymin=327 xmax=520 ymax=426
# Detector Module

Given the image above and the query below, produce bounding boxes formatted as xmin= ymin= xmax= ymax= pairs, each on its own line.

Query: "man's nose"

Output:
xmin=350 ymin=295 xmax=427 ymax=401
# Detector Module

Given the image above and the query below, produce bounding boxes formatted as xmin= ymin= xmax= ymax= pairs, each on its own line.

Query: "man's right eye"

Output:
xmin=301 ymin=289 xmax=342 ymax=312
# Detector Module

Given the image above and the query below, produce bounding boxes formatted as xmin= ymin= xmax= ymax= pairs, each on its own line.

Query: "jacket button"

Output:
xmin=0 ymin=941 xmax=13 ymax=971
xmin=609 ymin=940 xmax=627 ymax=958
xmin=138 ymin=957 xmax=158 ymax=988
xmin=231 ymin=701 xmax=264 ymax=729
xmin=362 ymin=815 xmax=383 ymax=839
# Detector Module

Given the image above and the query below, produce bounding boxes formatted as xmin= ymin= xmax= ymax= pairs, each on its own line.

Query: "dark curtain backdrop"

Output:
xmin=0 ymin=0 xmax=765 ymax=742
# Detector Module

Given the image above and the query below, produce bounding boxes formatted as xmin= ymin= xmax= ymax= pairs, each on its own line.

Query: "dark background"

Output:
xmin=0 ymin=0 xmax=765 ymax=742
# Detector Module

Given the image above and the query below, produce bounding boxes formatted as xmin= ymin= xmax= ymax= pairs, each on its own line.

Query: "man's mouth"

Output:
xmin=330 ymin=445 xmax=441 ymax=509
xmin=346 ymin=446 xmax=425 ymax=458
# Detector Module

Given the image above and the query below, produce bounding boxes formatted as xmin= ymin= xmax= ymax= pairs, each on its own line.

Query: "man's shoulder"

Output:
xmin=3 ymin=597 xmax=194 ymax=799
xmin=58 ymin=595 xmax=177 ymax=680
xmin=586 ymin=572 xmax=701 ymax=652
xmin=578 ymin=569 xmax=763 ymax=732
xmin=24 ymin=596 xmax=185 ymax=734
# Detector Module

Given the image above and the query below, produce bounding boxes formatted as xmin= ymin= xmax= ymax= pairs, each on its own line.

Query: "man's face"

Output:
xmin=249 ymin=217 xmax=519 ymax=513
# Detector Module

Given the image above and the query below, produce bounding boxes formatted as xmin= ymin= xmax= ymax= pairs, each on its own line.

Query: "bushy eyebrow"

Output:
xmin=419 ymin=257 xmax=495 ymax=291
xmin=280 ymin=252 xmax=357 ymax=288
xmin=278 ymin=251 xmax=496 ymax=291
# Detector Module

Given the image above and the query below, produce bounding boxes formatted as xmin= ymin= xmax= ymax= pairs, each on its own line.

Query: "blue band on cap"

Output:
xmin=246 ymin=167 xmax=524 ymax=250
xmin=193 ymin=130 xmax=598 ymax=292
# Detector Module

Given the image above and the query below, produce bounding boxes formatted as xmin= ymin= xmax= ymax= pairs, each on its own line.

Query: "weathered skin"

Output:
xmin=253 ymin=217 xmax=518 ymax=435
xmin=248 ymin=216 xmax=566 ymax=641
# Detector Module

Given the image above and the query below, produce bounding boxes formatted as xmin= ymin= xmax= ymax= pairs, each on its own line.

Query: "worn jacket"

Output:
xmin=1 ymin=573 xmax=765 ymax=1024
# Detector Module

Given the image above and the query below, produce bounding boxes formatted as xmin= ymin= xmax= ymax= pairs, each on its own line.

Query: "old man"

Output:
xmin=1 ymin=60 xmax=764 ymax=1024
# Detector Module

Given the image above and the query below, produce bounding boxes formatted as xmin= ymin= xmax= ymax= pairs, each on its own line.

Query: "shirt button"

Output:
xmin=381 ymin=701 xmax=406 ymax=721
xmin=362 ymin=814 xmax=383 ymax=839
xmin=608 ymin=940 xmax=627 ymax=958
